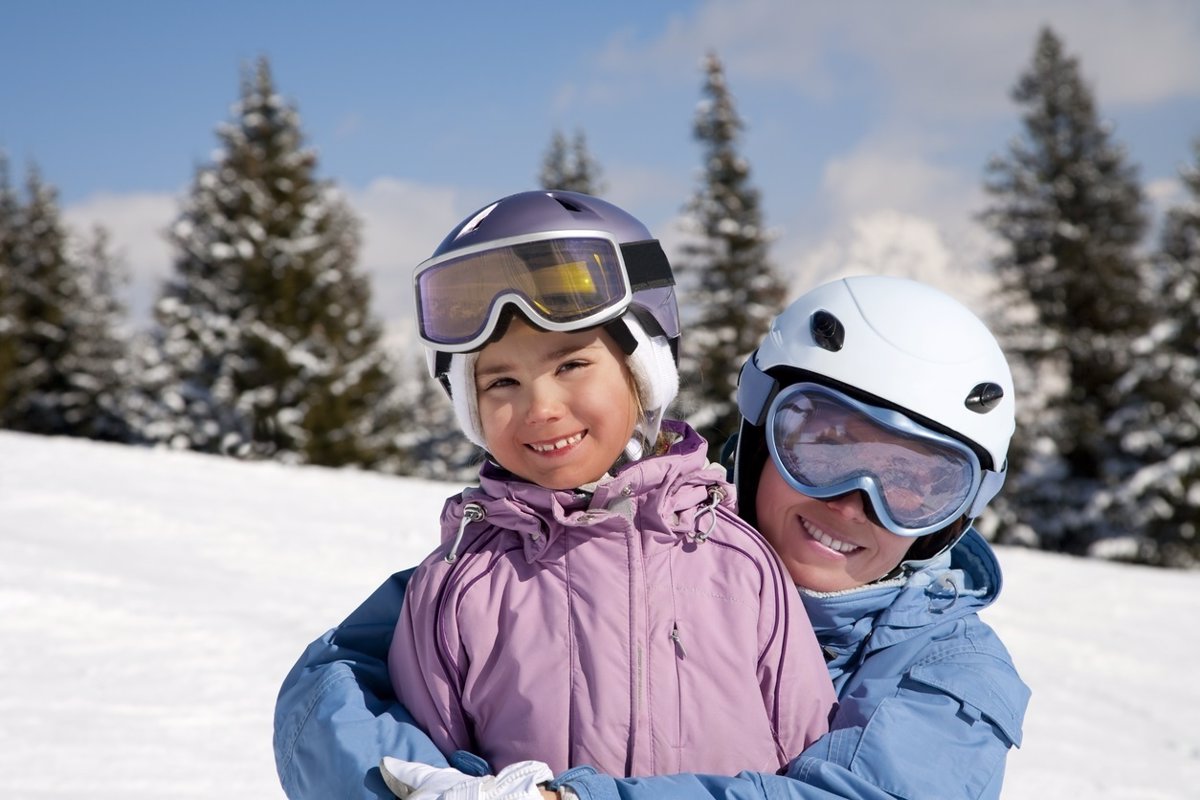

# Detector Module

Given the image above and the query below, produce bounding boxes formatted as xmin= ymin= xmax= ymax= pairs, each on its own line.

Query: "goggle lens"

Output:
xmin=416 ymin=236 xmax=631 ymax=348
xmin=768 ymin=385 xmax=980 ymax=534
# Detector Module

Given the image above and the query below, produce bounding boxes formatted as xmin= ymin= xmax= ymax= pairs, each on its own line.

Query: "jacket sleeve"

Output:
xmin=560 ymin=769 xmax=886 ymax=800
xmin=784 ymin=648 xmax=1027 ymax=800
xmin=563 ymin=643 xmax=1027 ymax=800
xmin=273 ymin=569 xmax=450 ymax=799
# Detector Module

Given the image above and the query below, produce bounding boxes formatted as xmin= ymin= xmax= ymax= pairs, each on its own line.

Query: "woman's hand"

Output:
xmin=379 ymin=756 xmax=555 ymax=799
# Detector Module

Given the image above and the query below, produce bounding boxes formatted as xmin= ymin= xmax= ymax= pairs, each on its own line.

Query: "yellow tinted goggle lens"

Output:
xmin=417 ymin=237 xmax=628 ymax=346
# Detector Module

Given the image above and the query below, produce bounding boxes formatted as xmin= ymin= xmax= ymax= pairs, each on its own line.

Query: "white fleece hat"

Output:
xmin=445 ymin=315 xmax=679 ymax=461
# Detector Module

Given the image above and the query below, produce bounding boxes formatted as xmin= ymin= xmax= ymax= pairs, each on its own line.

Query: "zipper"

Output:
xmin=670 ymin=624 xmax=687 ymax=658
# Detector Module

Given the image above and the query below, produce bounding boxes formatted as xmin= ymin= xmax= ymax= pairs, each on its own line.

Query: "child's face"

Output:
xmin=475 ymin=317 xmax=640 ymax=490
xmin=754 ymin=459 xmax=915 ymax=592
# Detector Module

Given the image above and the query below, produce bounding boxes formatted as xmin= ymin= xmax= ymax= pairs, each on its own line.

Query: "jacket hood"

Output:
xmin=436 ymin=420 xmax=734 ymax=562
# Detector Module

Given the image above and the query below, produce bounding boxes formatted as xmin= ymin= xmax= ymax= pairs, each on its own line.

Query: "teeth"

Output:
xmin=802 ymin=519 xmax=861 ymax=554
xmin=529 ymin=432 xmax=583 ymax=453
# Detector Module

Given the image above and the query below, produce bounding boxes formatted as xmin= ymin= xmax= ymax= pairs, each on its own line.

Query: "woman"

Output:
xmin=274 ymin=275 xmax=1029 ymax=800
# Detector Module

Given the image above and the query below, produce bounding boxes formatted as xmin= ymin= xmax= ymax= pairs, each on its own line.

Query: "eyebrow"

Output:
xmin=476 ymin=340 xmax=601 ymax=379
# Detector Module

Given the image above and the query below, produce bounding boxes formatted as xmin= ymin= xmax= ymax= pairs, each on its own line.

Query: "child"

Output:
xmin=387 ymin=191 xmax=834 ymax=781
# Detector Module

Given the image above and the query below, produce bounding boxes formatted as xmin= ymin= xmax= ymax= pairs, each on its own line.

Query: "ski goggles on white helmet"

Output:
xmin=415 ymin=230 xmax=674 ymax=352
xmin=760 ymin=381 xmax=1003 ymax=537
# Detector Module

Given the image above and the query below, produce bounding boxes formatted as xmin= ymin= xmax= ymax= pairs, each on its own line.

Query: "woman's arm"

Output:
xmin=559 ymin=647 xmax=1026 ymax=800
xmin=273 ymin=569 xmax=449 ymax=799
xmin=557 ymin=770 xmax=870 ymax=800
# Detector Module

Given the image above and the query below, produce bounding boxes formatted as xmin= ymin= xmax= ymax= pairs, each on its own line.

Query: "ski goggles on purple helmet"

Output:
xmin=415 ymin=230 xmax=676 ymax=352
xmin=745 ymin=377 xmax=1004 ymax=537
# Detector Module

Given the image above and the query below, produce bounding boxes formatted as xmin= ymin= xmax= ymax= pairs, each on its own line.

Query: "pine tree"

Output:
xmin=538 ymin=128 xmax=606 ymax=195
xmin=394 ymin=356 xmax=481 ymax=482
xmin=980 ymin=28 xmax=1152 ymax=555
xmin=0 ymin=164 xmax=131 ymax=439
xmin=676 ymin=51 xmax=786 ymax=459
xmin=1103 ymin=137 xmax=1200 ymax=566
xmin=137 ymin=58 xmax=404 ymax=469
xmin=0 ymin=156 xmax=19 ymax=415
xmin=1 ymin=164 xmax=74 ymax=433
xmin=56 ymin=225 xmax=134 ymax=441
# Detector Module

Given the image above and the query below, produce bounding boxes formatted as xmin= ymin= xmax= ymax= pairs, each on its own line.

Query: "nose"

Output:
xmin=524 ymin=379 xmax=565 ymax=425
xmin=823 ymin=490 xmax=870 ymax=524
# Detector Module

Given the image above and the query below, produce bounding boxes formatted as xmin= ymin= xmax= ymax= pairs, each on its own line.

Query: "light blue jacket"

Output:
xmin=273 ymin=530 xmax=1028 ymax=800
xmin=274 ymin=567 xmax=446 ymax=798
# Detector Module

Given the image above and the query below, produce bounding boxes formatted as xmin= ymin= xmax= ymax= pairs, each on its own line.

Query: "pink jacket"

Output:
xmin=388 ymin=421 xmax=834 ymax=777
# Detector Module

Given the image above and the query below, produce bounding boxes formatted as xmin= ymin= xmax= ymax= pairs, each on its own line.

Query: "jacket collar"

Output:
xmin=800 ymin=529 xmax=1003 ymax=657
xmin=439 ymin=420 xmax=731 ymax=560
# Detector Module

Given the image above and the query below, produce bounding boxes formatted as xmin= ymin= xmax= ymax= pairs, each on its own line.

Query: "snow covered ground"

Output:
xmin=1 ymin=431 xmax=1197 ymax=799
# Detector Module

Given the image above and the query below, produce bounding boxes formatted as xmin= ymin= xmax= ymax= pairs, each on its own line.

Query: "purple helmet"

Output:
xmin=414 ymin=190 xmax=682 ymax=458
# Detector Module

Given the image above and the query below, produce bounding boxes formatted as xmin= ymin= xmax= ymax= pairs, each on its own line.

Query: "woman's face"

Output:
xmin=755 ymin=459 xmax=915 ymax=592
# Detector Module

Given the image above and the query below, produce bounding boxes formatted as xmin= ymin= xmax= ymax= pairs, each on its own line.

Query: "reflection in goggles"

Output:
xmin=768 ymin=385 xmax=980 ymax=534
xmin=416 ymin=235 xmax=631 ymax=349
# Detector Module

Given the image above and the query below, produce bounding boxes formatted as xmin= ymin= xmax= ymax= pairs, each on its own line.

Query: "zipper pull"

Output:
xmin=446 ymin=502 xmax=484 ymax=563
xmin=693 ymin=485 xmax=725 ymax=542
xmin=670 ymin=624 xmax=687 ymax=658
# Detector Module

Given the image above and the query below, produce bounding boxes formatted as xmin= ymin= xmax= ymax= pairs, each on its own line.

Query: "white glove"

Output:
xmin=380 ymin=757 xmax=554 ymax=800
xmin=379 ymin=759 xmax=474 ymax=799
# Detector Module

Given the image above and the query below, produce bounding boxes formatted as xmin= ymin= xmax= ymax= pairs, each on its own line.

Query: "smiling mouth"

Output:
xmin=528 ymin=432 xmax=585 ymax=453
xmin=801 ymin=518 xmax=863 ymax=554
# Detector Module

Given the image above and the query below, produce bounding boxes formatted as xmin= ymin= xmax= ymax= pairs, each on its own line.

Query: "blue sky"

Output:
xmin=3 ymin=0 xmax=1199 ymax=341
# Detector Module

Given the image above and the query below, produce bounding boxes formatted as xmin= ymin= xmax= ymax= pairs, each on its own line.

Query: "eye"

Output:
xmin=557 ymin=359 xmax=589 ymax=374
xmin=480 ymin=376 xmax=516 ymax=392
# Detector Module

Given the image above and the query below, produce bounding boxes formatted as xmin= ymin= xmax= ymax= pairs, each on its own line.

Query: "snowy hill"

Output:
xmin=1 ymin=431 xmax=1196 ymax=799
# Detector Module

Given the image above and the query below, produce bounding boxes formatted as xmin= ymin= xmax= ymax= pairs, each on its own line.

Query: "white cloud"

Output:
xmin=1033 ymin=1 xmax=1200 ymax=106
xmin=781 ymin=209 xmax=997 ymax=308
xmin=342 ymin=178 xmax=486 ymax=353
xmin=821 ymin=147 xmax=980 ymax=225
xmin=1145 ymin=176 xmax=1185 ymax=212
xmin=623 ymin=0 xmax=1200 ymax=116
xmin=343 ymin=178 xmax=461 ymax=307
xmin=63 ymin=191 xmax=178 ymax=324
xmin=59 ymin=179 xmax=473 ymax=340
xmin=809 ymin=0 xmax=1200 ymax=118
xmin=767 ymin=140 xmax=997 ymax=301
xmin=601 ymin=163 xmax=692 ymax=229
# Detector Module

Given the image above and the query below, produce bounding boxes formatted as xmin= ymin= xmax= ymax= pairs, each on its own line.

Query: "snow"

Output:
xmin=1 ymin=430 xmax=1197 ymax=798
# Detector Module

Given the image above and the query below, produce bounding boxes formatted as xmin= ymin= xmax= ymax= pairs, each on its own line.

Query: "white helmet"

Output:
xmin=734 ymin=276 xmax=1014 ymax=554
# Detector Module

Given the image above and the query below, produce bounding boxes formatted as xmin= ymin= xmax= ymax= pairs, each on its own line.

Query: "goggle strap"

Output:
xmin=603 ymin=318 xmax=639 ymax=356
xmin=434 ymin=351 xmax=454 ymax=390
xmin=621 ymin=240 xmax=674 ymax=290
xmin=968 ymin=469 xmax=1006 ymax=518
xmin=737 ymin=359 xmax=779 ymax=427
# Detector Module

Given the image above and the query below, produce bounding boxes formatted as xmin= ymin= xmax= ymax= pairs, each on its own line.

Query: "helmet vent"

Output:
xmin=455 ymin=202 xmax=499 ymax=239
xmin=810 ymin=310 xmax=845 ymax=352
xmin=965 ymin=382 xmax=1004 ymax=414
xmin=552 ymin=196 xmax=585 ymax=213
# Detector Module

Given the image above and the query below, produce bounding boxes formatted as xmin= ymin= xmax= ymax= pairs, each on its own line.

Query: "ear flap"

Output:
xmin=446 ymin=351 xmax=487 ymax=450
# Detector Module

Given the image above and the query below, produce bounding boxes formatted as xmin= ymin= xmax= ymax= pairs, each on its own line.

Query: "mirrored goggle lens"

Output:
xmin=416 ymin=237 xmax=630 ymax=347
xmin=768 ymin=386 xmax=978 ymax=531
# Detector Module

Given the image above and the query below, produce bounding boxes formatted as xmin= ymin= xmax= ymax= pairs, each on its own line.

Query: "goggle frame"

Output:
xmin=414 ymin=229 xmax=635 ymax=353
xmin=762 ymin=380 xmax=990 ymax=538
